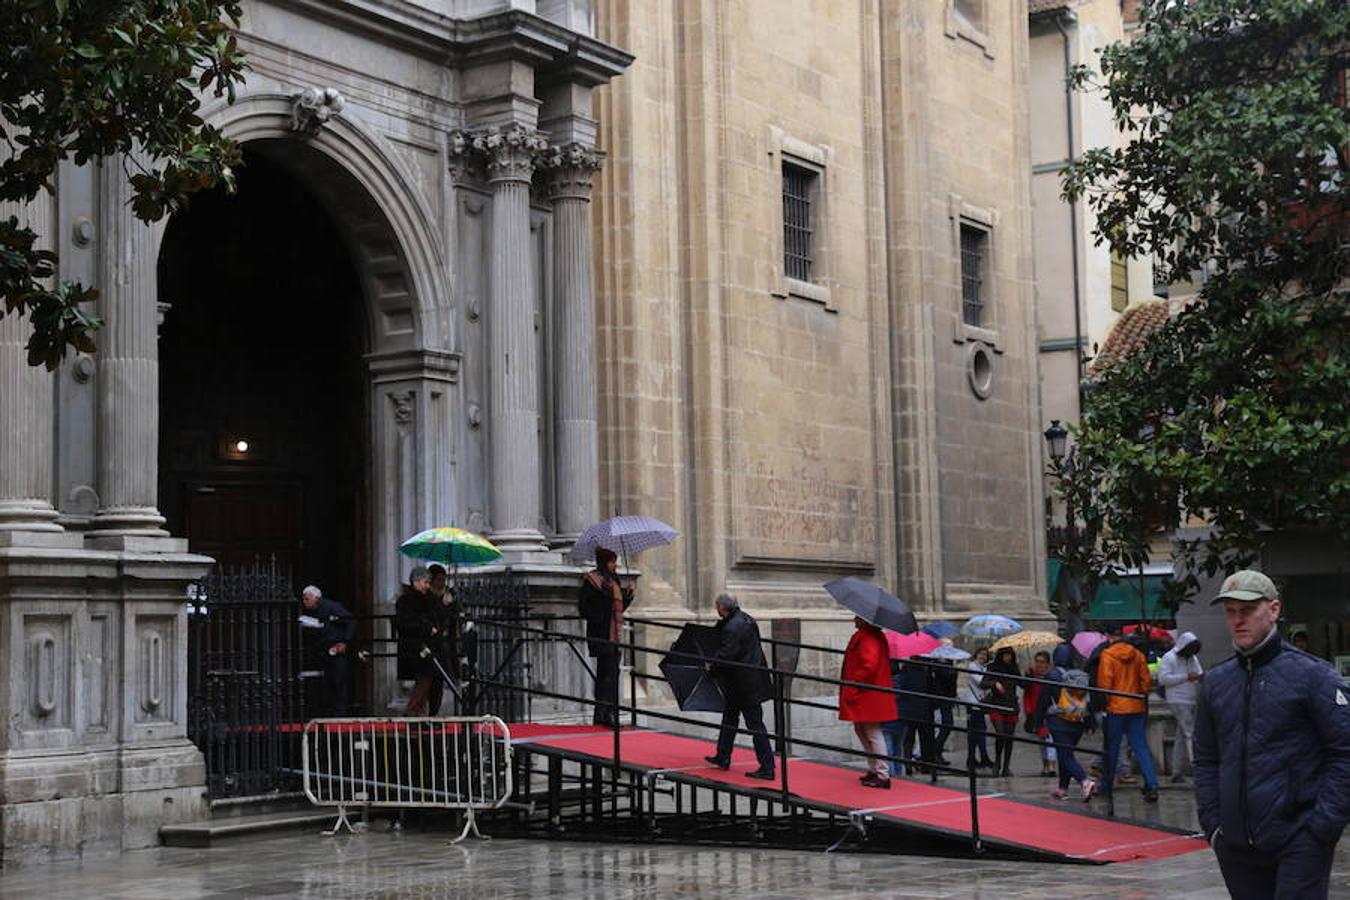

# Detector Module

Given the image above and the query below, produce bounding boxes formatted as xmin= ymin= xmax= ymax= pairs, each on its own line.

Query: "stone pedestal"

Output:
xmin=0 ymin=541 xmax=211 ymax=867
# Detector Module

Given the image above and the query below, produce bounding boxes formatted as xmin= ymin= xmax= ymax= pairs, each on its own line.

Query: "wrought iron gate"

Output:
xmin=187 ymin=559 xmax=305 ymax=798
xmin=457 ymin=569 xmax=530 ymax=723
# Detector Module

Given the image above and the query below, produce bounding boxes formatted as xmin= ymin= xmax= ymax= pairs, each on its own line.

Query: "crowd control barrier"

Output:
xmin=301 ymin=716 xmax=513 ymax=842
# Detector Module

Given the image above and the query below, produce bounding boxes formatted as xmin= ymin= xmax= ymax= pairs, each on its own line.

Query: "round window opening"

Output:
xmin=967 ymin=342 xmax=994 ymax=400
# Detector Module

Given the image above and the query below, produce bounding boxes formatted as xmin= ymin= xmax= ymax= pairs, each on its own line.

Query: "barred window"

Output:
xmin=960 ymin=223 xmax=988 ymax=327
xmin=782 ymin=162 xmax=816 ymax=283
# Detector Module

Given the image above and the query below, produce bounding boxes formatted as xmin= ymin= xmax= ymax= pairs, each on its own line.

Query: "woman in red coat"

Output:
xmin=839 ymin=617 xmax=894 ymax=788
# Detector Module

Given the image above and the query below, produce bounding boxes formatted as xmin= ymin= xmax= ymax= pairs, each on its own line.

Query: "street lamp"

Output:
xmin=1043 ymin=419 xmax=1069 ymax=465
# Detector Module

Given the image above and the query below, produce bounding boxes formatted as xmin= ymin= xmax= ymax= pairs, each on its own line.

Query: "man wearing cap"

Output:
xmin=1194 ymin=570 xmax=1350 ymax=899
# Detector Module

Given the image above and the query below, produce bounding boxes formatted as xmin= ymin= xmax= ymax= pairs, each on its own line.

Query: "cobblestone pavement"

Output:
xmin=1 ymin=739 xmax=1346 ymax=899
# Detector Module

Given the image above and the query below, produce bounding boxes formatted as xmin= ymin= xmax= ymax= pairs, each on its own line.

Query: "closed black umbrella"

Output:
xmin=658 ymin=623 xmax=726 ymax=712
xmin=824 ymin=577 xmax=918 ymax=635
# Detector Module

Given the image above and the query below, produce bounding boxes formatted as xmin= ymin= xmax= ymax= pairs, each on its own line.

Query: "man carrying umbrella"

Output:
xmin=578 ymin=547 xmax=635 ymax=726
xmin=703 ymin=594 xmax=776 ymax=780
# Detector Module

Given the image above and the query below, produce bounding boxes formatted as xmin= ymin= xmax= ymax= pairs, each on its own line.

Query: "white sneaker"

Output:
xmin=1080 ymin=778 xmax=1097 ymax=802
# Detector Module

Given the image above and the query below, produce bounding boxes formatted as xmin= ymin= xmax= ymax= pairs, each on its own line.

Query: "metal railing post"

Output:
xmin=771 ymin=641 xmax=790 ymax=802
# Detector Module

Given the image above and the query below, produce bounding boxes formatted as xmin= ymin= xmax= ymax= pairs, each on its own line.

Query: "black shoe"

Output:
xmin=1142 ymin=787 xmax=1159 ymax=803
xmin=1000 ymin=767 xmax=1013 ymax=777
xmin=936 ymin=757 xmax=951 ymax=766
xmin=860 ymin=773 xmax=892 ymax=789
xmin=745 ymin=769 xmax=775 ymax=781
xmin=704 ymin=755 xmax=730 ymax=770
xmin=980 ymin=759 xmax=996 ymax=769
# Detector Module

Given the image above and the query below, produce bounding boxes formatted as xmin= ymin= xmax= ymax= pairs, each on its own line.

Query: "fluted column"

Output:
xmin=477 ymin=126 xmax=549 ymax=552
xmin=90 ymin=159 xmax=166 ymax=536
xmin=0 ymin=192 xmax=61 ymax=532
xmin=544 ymin=144 xmax=604 ymax=540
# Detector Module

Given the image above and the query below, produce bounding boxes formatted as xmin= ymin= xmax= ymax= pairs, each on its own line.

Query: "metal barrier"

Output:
xmin=301 ymin=716 xmax=513 ymax=842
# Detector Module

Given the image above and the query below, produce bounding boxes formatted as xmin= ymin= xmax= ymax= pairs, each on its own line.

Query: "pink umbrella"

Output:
xmin=1071 ymin=631 xmax=1108 ymax=658
xmin=886 ymin=631 xmax=941 ymax=660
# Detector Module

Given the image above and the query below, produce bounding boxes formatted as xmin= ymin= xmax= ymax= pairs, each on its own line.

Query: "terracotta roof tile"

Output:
xmin=1089 ymin=299 xmax=1171 ymax=376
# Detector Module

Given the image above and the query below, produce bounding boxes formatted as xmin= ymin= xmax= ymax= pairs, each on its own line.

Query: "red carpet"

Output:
xmin=509 ymin=725 xmax=1206 ymax=863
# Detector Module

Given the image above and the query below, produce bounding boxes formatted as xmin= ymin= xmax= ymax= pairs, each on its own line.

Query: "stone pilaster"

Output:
xmin=0 ymin=191 xmax=61 ymax=533
xmin=90 ymin=159 xmax=167 ymax=539
xmin=460 ymin=126 xmax=550 ymax=554
xmin=543 ymin=143 xmax=604 ymax=540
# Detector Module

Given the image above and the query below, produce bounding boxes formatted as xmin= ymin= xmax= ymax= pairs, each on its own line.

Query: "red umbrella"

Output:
xmin=1123 ymin=624 xmax=1172 ymax=642
xmin=886 ymin=631 xmax=941 ymax=660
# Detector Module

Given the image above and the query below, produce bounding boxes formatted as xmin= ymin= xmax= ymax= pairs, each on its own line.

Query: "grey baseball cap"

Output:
xmin=1211 ymin=569 xmax=1278 ymax=604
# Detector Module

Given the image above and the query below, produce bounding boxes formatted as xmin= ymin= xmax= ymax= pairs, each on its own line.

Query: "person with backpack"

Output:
xmin=1157 ymin=631 xmax=1203 ymax=782
xmin=1044 ymin=669 xmax=1096 ymax=800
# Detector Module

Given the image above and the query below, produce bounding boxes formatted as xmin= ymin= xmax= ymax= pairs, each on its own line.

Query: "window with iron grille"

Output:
xmin=960 ymin=223 xmax=987 ymax=327
xmin=782 ymin=161 xmax=816 ymax=283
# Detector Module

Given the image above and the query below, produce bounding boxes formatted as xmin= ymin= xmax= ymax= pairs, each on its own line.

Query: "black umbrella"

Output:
xmin=824 ymin=577 xmax=918 ymax=635
xmin=658 ymin=623 xmax=726 ymax=713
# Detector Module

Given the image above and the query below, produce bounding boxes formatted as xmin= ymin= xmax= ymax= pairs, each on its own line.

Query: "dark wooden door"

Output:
xmin=184 ymin=482 xmax=304 ymax=573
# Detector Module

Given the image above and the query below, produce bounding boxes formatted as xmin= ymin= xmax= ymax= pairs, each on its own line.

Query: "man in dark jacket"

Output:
xmin=930 ymin=660 xmax=958 ymax=765
xmin=300 ymin=585 xmax=355 ymax=715
xmin=703 ymin=593 xmax=776 ymax=779
xmin=1195 ymin=570 xmax=1350 ymax=899
xmin=577 ymin=547 xmax=634 ymax=726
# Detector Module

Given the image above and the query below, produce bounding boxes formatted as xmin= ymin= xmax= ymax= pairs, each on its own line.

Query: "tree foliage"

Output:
xmin=1 ymin=0 xmax=246 ymax=368
xmin=1058 ymin=0 xmax=1349 ymax=601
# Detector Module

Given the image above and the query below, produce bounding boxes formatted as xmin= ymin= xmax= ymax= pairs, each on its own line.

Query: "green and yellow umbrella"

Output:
xmin=398 ymin=527 xmax=503 ymax=567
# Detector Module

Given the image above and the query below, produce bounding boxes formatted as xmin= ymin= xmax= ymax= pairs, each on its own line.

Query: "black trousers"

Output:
xmin=593 ymin=652 xmax=621 ymax=725
xmin=1215 ymin=829 xmax=1336 ymax=899
xmin=323 ymin=651 xmax=351 ymax=716
xmin=714 ymin=699 xmax=775 ymax=772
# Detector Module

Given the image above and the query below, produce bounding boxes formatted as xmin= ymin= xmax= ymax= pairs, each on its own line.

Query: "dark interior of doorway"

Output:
xmin=157 ymin=146 xmax=369 ymax=621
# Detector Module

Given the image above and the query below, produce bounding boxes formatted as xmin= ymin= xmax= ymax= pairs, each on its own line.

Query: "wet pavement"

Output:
xmin=1 ymin=739 xmax=1346 ymax=898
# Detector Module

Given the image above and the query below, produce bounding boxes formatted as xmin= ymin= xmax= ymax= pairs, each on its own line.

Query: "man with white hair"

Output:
xmin=300 ymin=585 xmax=356 ymax=715
xmin=1195 ymin=570 xmax=1350 ymax=899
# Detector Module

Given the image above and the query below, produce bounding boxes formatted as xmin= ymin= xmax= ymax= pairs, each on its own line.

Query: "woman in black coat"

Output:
xmin=395 ymin=567 xmax=441 ymax=716
xmin=985 ymin=647 xmax=1022 ymax=776
xmin=577 ymin=547 xmax=634 ymax=725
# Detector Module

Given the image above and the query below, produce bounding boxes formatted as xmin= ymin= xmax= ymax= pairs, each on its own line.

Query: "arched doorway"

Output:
xmin=157 ymin=145 xmax=369 ymax=611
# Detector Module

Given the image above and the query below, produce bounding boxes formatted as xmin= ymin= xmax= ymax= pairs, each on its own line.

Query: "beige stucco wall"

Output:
xmin=593 ymin=0 xmax=1048 ymax=626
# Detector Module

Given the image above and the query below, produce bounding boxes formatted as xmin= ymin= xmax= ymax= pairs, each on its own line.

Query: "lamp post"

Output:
xmin=1044 ymin=420 xmax=1083 ymax=634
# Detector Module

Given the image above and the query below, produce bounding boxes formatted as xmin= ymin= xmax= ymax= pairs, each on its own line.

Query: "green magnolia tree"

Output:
xmin=1 ymin=0 xmax=246 ymax=369
xmin=1057 ymin=0 xmax=1349 ymax=603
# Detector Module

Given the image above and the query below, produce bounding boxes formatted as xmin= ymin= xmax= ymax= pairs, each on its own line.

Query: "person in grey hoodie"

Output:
xmin=1157 ymin=631 xmax=1203 ymax=782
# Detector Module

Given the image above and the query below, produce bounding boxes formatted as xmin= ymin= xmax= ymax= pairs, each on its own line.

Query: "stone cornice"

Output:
xmin=265 ymin=1 xmax=633 ymax=83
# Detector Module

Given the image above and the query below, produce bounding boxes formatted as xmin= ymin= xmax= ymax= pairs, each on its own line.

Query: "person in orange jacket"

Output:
xmin=1096 ymin=622 xmax=1160 ymax=802
xmin=839 ymin=617 xmax=894 ymax=788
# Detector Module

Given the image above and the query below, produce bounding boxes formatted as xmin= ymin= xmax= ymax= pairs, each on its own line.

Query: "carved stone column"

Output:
xmin=474 ymin=126 xmax=550 ymax=553
xmin=90 ymin=159 xmax=167 ymax=538
xmin=544 ymin=143 xmax=604 ymax=540
xmin=0 ymin=192 xmax=61 ymax=533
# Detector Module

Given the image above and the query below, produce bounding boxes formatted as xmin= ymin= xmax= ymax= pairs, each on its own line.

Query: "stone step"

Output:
xmin=160 ymin=809 xmax=337 ymax=848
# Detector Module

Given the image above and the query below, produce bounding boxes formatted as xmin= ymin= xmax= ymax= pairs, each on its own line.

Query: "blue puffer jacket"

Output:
xmin=1194 ymin=632 xmax=1350 ymax=854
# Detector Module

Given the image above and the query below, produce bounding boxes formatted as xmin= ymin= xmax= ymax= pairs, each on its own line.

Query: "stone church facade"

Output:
xmin=0 ymin=0 xmax=1046 ymax=864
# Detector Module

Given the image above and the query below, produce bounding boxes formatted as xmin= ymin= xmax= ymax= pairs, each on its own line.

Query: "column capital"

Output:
xmin=449 ymin=125 xmax=549 ymax=185
xmin=540 ymin=143 xmax=605 ymax=201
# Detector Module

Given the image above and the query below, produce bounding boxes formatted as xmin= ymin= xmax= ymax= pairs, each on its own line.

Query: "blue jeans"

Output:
xmin=966 ymin=709 xmax=990 ymax=762
xmin=882 ymin=720 xmax=934 ymax=776
xmin=1046 ymin=718 xmax=1086 ymax=791
xmin=1102 ymin=712 xmax=1158 ymax=793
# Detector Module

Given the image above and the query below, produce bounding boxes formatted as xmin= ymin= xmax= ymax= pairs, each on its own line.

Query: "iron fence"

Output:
xmin=187 ymin=559 xmax=305 ymax=798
